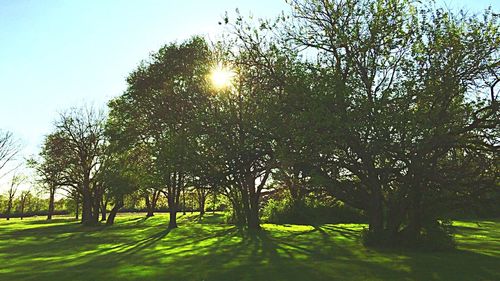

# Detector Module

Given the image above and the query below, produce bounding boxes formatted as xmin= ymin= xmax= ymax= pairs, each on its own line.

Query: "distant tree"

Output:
xmin=27 ymin=133 xmax=68 ymax=220
xmin=0 ymin=130 xmax=20 ymax=178
xmin=144 ymin=189 xmax=161 ymax=218
xmin=18 ymin=189 xmax=31 ymax=220
xmin=194 ymin=186 xmax=210 ymax=216
xmin=49 ymin=106 xmax=107 ymax=226
xmin=5 ymin=174 xmax=24 ymax=220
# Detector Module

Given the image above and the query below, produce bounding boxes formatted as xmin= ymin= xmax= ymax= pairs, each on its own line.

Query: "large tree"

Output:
xmin=282 ymin=0 xmax=499 ymax=245
xmin=107 ymin=36 xmax=212 ymax=229
xmin=201 ymin=21 xmax=302 ymax=229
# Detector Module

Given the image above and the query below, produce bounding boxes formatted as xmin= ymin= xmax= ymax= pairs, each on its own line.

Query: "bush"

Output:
xmin=362 ymin=219 xmax=456 ymax=250
xmin=261 ymin=196 xmax=365 ymax=225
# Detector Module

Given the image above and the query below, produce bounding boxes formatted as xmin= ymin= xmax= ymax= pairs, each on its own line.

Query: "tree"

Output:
xmin=108 ymin=36 xmax=212 ymax=229
xmin=4 ymin=174 xmax=24 ymax=220
xmin=28 ymin=133 xmax=67 ymax=220
xmin=101 ymin=150 xmax=139 ymax=226
xmin=0 ymin=130 xmax=20 ymax=178
xmin=283 ymin=0 xmax=499 ymax=245
xmin=144 ymin=189 xmax=161 ymax=217
xmin=49 ymin=106 xmax=107 ymax=226
xmin=18 ymin=189 xmax=31 ymax=220
xmin=206 ymin=14 xmax=307 ymax=229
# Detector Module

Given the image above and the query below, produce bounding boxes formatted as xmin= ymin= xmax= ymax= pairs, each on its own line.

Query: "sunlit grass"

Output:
xmin=0 ymin=213 xmax=498 ymax=281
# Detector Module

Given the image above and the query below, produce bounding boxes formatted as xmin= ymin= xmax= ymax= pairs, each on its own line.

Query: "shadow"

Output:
xmin=1 ymin=216 xmax=499 ymax=281
xmin=22 ymin=218 xmax=79 ymax=225
xmin=113 ymin=228 xmax=172 ymax=258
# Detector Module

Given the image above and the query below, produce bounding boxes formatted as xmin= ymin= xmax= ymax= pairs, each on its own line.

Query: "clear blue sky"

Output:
xmin=0 ymin=0 xmax=498 ymax=184
xmin=0 ymin=0 xmax=290 ymax=158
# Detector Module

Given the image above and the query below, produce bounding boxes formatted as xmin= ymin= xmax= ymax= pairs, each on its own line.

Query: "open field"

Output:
xmin=0 ymin=213 xmax=498 ymax=281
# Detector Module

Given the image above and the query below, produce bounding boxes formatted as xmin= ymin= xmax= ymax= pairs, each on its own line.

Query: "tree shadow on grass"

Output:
xmin=1 ymin=218 xmax=499 ymax=281
xmin=110 ymin=227 xmax=172 ymax=257
xmin=21 ymin=218 xmax=79 ymax=225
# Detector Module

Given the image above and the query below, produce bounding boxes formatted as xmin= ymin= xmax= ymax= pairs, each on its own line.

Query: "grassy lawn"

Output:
xmin=0 ymin=213 xmax=498 ymax=281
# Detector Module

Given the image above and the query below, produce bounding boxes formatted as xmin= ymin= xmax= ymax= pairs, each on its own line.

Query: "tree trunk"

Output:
xmin=168 ymin=182 xmax=179 ymax=229
xmin=182 ymin=188 xmax=186 ymax=215
xmin=170 ymin=173 xmax=183 ymax=228
xmin=20 ymin=203 xmax=24 ymax=220
xmin=368 ymin=188 xmax=384 ymax=234
xmin=386 ymin=201 xmax=404 ymax=238
xmin=81 ymin=188 xmax=95 ymax=226
xmin=287 ymin=175 xmax=305 ymax=206
xmin=407 ymin=185 xmax=423 ymax=242
xmin=145 ymin=194 xmax=153 ymax=217
xmin=146 ymin=191 xmax=160 ymax=218
xmin=212 ymin=188 xmax=217 ymax=215
xmin=6 ymin=203 xmax=12 ymax=221
xmin=247 ymin=193 xmax=261 ymax=230
xmin=100 ymin=199 xmax=107 ymax=221
xmin=106 ymin=199 xmax=123 ymax=226
xmin=75 ymin=198 xmax=80 ymax=220
xmin=47 ymin=188 xmax=55 ymax=220
xmin=199 ymin=193 xmax=206 ymax=216
xmin=92 ymin=190 xmax=101 ymax=225
xmin=241 ymin=185 xmax=251 ymax=227
xmin=168 ymin=208 xmax=178 ymax=229
xmin=228 ymin=194 xmax=245 ymax=225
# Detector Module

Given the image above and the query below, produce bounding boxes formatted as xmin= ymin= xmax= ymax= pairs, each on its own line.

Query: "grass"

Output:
xmin=0 ymin=213 xmax=498 ymax=281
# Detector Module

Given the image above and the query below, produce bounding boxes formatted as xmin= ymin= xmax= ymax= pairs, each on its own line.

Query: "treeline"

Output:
xmin=0 ymin=189 xmax=67 ymax=220
xmin=0 ymin=187 xmax=227 ymax=220
xmin=3 ymin=0 xmax=498 ymax=248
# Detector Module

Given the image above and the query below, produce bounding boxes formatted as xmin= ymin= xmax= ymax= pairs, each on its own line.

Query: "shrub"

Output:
xmin=362 ymin=219 xmax=456 ymax=250
xmin=261 ymin=195 xmax=365 ymax=225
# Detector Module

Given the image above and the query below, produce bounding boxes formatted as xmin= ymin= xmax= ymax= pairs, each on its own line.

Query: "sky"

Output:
xmin=0 ymin=0 xmax=498 ymax=190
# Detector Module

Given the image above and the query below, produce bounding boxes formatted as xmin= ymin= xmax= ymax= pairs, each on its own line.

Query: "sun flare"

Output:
xmin=210 ymin=63 xmax=235 ymax=89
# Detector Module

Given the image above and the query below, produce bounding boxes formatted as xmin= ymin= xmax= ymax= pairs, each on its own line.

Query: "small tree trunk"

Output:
xmin=75 ymin=198 xmax=80 ymax=220
xmin=182 ymin=188 xmax=186 ymax=215
xmin=168 ymin=192 xmax=178 ymax=229
xmin=47 ymin=188 xmax=55 ymax=220
xmin=6 ymin=199 xmax=12 ymax=220
xmin=212 ymin=188 xmax=216 ymax=215
xmin=199 ymin=194 xmax=206 ymax=216
xmin=6 ymin=203 xmax=12 ymax=221
xmin=145 ymin=194 xmax=154 ymax=217
xmin=20 ymin=204 xmax=24 ymax=220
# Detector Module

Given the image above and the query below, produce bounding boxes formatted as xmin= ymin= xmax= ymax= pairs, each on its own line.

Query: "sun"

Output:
xmin=210 ymin=63 xmax=235 ymax=89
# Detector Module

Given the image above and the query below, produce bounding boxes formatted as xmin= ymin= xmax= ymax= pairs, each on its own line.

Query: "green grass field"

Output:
xmin=0 ymin=213 xmax=498 ymax=281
